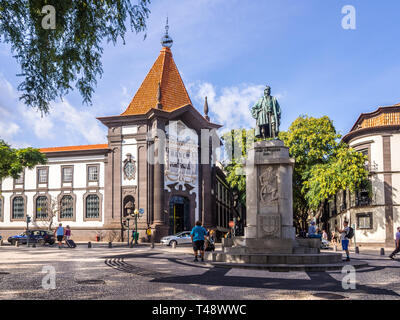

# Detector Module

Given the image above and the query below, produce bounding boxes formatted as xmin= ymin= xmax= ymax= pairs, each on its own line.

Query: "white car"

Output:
xmin=160 ymin=231 xmax=192 ymax=246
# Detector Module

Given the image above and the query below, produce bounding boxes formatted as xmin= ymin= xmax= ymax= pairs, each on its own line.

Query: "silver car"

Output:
xmin=160 ymin=231 xmax=192 ymax=246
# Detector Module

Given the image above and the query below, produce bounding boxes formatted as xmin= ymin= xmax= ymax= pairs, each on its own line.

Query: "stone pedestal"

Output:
xmin=209 ymin=140 xmax=367 ymax=270
xmin=234 ymin=140 xmax=295 ymax=253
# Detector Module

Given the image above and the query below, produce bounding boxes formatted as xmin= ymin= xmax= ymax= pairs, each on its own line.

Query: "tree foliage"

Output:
xmin=0 ymin=0 xmax=151 ymax=114
xmin=279 ymin=115 xmax=369 ymax=228
xmin=0 ymin=139 xmax=47 ymax=180
xmin=221 ymin=115 xmax=369 ymax=230
xmin=221 ymin=128 xmax=256 ymax=206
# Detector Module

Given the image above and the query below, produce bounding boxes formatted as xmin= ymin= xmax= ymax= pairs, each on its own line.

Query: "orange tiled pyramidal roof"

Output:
xmin=121 ymin=47 xmax=193 ymax=116
xmin=40 ymin=144 xmax=109 ymax=153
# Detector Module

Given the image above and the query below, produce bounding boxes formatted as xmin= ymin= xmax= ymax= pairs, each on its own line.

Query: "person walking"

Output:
xmin=146 ymin=226 xmax=152 ymax=243
xmin=389 ymin=227 xmax=400 ymax=260
xmin=337 ymin=221 xmax=351 ymax=261
xmin=64 ymin=225 xmax=71 ymax=243
xmin=131 ymin=229 xmax=137 ymax=246
xmin=55 ymin=223 xmax=64 ymax=249
xmin=190 ymin=221 xmax=207 ymax=262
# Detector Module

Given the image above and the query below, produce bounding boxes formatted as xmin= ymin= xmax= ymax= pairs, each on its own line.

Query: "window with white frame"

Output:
xmin=62 ymin=167 xmax=73 ymax=182
xmin=86 ymin=194 xmax=99 ymax=218
xmin=88 ymin=166 xmax=98 ymax=181
xmin=12 ymin=197 xmax=24 ymax=219
xmin=38 ymin=168 xmax=48 ymax=183
xmin=357 ymin=213 xmax=373 ymax=229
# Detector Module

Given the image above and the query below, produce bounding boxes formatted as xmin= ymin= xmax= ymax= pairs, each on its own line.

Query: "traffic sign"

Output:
xmin=139 ymin=208 xmax=144 ymax=214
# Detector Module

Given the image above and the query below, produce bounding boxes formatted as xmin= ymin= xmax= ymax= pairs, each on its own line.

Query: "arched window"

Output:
xmin=36 ymin=196 xmax=48 ymax=219
xmin=86 ymin=195 xmax=99 ymax=218
xmin=60 ymin=195 xmax=73 ymax=219
xmin=12 ymin=197 xmax=24 ymax=219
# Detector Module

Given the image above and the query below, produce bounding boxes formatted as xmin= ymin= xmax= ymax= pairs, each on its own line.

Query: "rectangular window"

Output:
xmin=38 ymin=168 xmax=48 ymax=183
xmin=62 ymin=167 xmax=73 ymax=182
xmin=357 ymin=213 xmax=373 ymax=229
xmin=0 ymin=198 xmax=2 ymax=218
xmin=88 ymin=166 xmax=98 ymax=181
xmin=15 ymin=173 xmax=24 ymax=184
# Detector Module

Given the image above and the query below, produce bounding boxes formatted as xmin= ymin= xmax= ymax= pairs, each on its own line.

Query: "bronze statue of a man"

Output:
xmin=251 ymin=86 xmax=281 ymax=139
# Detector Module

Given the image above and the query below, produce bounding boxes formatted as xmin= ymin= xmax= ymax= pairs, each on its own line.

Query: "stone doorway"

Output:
xmin=169 ymin=196 xmax=190 ymax=235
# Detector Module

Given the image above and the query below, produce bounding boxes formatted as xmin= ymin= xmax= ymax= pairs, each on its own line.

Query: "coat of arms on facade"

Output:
xmin=259 ymin=214 xmax=281 ymax=238
xmin=259 ymin=166 xmax=278 ymax=204
xmin=123 ymin=153 xmax=136 ymax=180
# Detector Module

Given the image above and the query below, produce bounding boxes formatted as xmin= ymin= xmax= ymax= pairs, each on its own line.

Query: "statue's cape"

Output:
xmin=251 ymin=96 xmax=281 ymax=137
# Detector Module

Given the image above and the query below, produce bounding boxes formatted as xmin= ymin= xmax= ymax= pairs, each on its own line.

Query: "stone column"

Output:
xmin=151 ymin=119 xmax=169 ymax=241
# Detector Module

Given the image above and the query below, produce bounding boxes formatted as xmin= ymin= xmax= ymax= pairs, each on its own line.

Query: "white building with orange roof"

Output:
xmin=320 ymin=103 xmax=400 ymax=246
xmin=0 ymin=24 xmax=238 ymax=242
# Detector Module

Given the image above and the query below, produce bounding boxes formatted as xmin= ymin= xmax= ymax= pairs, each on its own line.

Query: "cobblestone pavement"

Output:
xmin=0 ymin=244 xmax=399 ymax=300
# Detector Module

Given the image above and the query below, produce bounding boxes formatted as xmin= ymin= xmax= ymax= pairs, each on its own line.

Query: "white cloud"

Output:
xmin=0 ymin=74 xmax=107 ymax=148
xmin=190 ymin=82 xmax=265 ymax=132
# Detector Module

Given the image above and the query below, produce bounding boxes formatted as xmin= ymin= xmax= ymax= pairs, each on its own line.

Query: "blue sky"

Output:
xmin=1 ymin=0 xmax=400 ymax=148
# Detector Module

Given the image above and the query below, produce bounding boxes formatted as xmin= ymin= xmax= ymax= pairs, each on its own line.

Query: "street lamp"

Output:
xmin=133 ymin=209 xmax=139 ymax=245
xmin=26 ymin=215 xmax=31 ymax=247
xmin=124 ymin=200 xmax=135 ymax=247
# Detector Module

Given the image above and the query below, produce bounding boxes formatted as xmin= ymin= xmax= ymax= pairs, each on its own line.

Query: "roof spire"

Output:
xmin=204 ymin=96 xmax=210 ymax=121
xmin=161 ymin=17 xmax=173 ymax=48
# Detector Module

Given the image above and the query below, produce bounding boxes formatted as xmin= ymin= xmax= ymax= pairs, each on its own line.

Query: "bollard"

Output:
xmin=172 ymin=241 xmax=177 ymax=249
xmin=108 ymin=242 xmax=112 ymax=248
xmin=333 ymin=245 xmax=337 ymax=252
xmin=150 ymin=242 xmax=155 ymax=249
xmin=32 ymin=243 xmax=36 ymax=248
xmin=380 ymin=248 xmax=385 ymax=256
xmin=0 ymin=239 xmax=3 ymax=246
xmin=15 ymin=241 xmax=20 ymax=247
xmin=88 ymin=241 xmax=92 ymax=248
xmin=355 ymin=246 xmax=359 ymax=254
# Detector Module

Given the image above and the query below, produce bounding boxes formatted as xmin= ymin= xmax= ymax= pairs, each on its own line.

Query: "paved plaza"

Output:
xmin=0 ymin=244 xmax=399 ymax=300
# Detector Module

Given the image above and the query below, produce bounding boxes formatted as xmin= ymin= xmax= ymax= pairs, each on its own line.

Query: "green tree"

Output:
xmin=221 ymin=128 xmax=255 ymax=206
xmin=0 ymin=0 xmax=151 ymax=114
xmin=279 ymin=115 xmax=369 ymax=230
xmin=0 ymin=139 xmax=47 ymax=181
xmin=221 ymin=115 xmax=369 ymax=232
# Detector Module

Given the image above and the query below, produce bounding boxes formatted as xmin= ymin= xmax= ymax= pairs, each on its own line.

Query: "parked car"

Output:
xmin=8 ymin=230 xmax=55 ymax=246
xmin=160 ymin=231 xmax=192 ymax=246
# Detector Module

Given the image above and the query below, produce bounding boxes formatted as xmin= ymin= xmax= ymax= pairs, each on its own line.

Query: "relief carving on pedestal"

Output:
xmin=259 ymin=166 xmax=278 ymax=205
xmin=259 ymin=214 xmax=281 ymax=238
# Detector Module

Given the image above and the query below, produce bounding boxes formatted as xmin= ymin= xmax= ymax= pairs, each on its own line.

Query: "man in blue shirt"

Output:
xmin=54 ymin=223 xmax=64 ymax=249
xmin=190 ymin=221 xmax=208 ymax=262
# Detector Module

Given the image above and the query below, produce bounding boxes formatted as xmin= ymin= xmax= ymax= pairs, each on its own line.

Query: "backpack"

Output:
xmin=346 ymin=227 xmax=354 ymax=239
